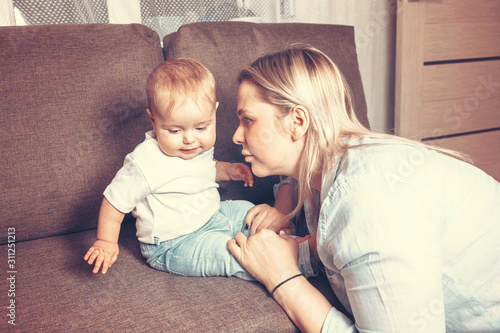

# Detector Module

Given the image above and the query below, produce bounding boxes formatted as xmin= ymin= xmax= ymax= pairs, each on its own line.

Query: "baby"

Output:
xmin=84 ymin=58 xmax=255 ymax=280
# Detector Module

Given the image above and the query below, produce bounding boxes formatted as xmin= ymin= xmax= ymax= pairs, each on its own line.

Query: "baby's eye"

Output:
xmin=196 ymin=127 xmax=207 ymax=131
xmin=168 ymin=129 xmax=180 ymax=134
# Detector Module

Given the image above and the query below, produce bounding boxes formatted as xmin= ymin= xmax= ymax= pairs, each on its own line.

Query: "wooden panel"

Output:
xmin=423 ymin=60 xmax=500 ymax=103
xmin=424 ymin=0 xmax=500 ymax=62
xmin=421 ymin=97 xmax=500 ymax=139
xmin=394 ymin=1 xmax=425 ymax=140
xmin=420 ymin=60 xmax=500 ymax=138
xmin=427 ymin=130 xmax=500 ymax=181
xmin=424 ymin=22 xmax=500 ymax=62
xmin=425 ymin=0 xmax=500 ymax=24
xmin=397 ymin=0 xmax=500 ymax=179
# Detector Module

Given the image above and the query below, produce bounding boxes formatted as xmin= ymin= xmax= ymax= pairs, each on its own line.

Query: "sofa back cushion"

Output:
xmin=163 ymin=22 xmax=369 ymax=204
xmin=0 ymin=24 xmax=164 ymax=243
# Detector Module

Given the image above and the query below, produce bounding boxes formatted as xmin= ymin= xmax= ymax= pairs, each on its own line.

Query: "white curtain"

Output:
xmin=0 ymin=0 xmax=14 ymax=25
xmin=295 ymin=0 xmax=397 ymax=134
xmin=329 ymin=0 xmax=397 ymax=134
xmin=2 ymin=0 xmax=396 ymax=133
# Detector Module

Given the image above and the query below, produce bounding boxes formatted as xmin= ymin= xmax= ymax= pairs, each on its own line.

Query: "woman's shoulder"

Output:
xmin=322 ymin=135 xmax=477 ymax=205
xmin=331 ymin=136 xmax=434 ymax=182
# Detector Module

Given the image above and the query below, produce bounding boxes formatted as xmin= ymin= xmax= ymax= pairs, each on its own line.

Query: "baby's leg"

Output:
xmin=154 ymin=201 xmax=255 ymax=280
xmin=218 ymin=200 xmax=255 ymax=236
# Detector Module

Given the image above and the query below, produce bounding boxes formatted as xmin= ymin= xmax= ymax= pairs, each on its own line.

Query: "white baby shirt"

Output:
xmin=104 ymin=131 xmax=220 ymax=244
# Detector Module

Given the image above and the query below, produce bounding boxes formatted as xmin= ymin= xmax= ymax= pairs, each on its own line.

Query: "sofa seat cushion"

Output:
xmin=1 ymin=222 xmax=342 ymax=332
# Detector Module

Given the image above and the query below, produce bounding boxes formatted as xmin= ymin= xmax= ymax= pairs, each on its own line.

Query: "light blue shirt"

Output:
xmin=294 ymin=137 xmax=500 ymax=332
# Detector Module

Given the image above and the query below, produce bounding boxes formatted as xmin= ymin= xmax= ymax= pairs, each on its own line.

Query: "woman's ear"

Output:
xmin=290 ymin=105 xmax=310 ymax=141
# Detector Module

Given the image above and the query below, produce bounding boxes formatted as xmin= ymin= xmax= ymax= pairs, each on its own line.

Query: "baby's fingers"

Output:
xmin=245 ymin=172 xmax=254 ymax=187
xmin=83 ymin=247 xmax=94 ymax=261
xmin=244 ymin=169 xmax=254 ymax=186
xmin=92 ymin=253 xmax=105 ymax=274
xmin=85 ymin=247 xmax=99 ymax=264
xmin=100 ymin=256 xmax=112 ymax=275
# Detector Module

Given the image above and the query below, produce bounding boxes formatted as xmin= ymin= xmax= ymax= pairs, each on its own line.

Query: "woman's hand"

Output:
xmin=227 ymin=229 xmax=301 ymax=292
xmin=245 ymin=204 xmax=295 ymax=235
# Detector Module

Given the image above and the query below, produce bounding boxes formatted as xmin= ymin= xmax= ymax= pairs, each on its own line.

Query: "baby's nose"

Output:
xmin=183 ymin=131 xmax=195 ymax=144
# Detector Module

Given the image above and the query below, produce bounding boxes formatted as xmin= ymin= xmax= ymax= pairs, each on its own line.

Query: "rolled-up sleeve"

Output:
xmin=322 ymin=307 xmax=357 ymax=333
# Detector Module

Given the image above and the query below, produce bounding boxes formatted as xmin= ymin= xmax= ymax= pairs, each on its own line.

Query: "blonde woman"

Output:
xmin=227 ymin=46 xmax=500 ymax=332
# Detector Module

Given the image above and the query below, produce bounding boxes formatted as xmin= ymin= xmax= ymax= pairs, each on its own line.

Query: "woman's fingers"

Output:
xmin=244 ymin=204 xmax=292 ymax=236
xmin=245 ymin=204 xmax=271 ymax=234
xmin=227 ymin=231 xmax=247 ymax=260
xmin=244 ymin=205 xmax=262 ymax=227
xmin=250 ymin=209 xmax=268 ymax=235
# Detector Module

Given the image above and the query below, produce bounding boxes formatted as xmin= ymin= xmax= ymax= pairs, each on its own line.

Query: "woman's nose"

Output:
xmin=233 ymin=124 xmax=245 ymax=145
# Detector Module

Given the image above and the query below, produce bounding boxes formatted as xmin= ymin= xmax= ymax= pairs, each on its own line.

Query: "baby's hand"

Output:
xmin=227 ymin=163 xmax=254 ymax=187
xmin=84 ymin=240 xmax=119 ymax=274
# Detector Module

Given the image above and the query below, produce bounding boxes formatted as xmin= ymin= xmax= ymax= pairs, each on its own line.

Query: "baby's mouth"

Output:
xmin=181 ymin=147 xmax=199 ymax=153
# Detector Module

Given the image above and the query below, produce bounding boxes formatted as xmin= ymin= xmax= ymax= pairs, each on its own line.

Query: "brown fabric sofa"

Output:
xmin=0 ymin=22 xmax=368 ymax=332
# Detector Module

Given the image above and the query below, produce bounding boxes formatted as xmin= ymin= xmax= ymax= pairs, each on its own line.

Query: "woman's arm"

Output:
xmin=228 ymin=230 xmax=337 ymax=333
xmin=320 ymin=180 xmax=446 ymax=332
xmin=271 ymin=273 xmax=334 ymax=332
xmin=274 ymin=182 xmax=294 ymax=216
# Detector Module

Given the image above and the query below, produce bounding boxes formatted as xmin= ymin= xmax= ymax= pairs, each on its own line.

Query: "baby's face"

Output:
xmin=150 ymin=98 xmax=217 ymax=160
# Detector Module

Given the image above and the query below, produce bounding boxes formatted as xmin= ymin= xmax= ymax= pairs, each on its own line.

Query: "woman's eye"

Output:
xmin=241 ymin=117 xmax=252 ymax=124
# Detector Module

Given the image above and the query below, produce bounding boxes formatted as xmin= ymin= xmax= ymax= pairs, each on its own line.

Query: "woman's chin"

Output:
xmin=250 ymin=164 xmax=274 ymax=178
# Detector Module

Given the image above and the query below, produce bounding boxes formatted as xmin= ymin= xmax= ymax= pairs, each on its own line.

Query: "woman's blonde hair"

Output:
xmin=239 ymin=45 xmax=468 ymax=220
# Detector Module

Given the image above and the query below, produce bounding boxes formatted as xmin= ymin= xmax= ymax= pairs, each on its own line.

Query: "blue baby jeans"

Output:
xmin=140 ymin=200 xmax=255 ymax=281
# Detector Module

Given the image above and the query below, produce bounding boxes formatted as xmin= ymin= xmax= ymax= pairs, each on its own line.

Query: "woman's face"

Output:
xmin=233 ymin=80 xmax=301 ymax=178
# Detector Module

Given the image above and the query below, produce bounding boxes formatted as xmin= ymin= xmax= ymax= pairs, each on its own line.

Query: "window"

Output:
xmin=12 ymin=0 xmax=293 ymax=38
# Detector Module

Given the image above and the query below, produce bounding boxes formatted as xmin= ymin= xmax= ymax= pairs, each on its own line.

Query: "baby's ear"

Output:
xmin=146 ymin=109 xmax=155 ymax=123
xmin=215 ymin=101 xmax=219 ymax=110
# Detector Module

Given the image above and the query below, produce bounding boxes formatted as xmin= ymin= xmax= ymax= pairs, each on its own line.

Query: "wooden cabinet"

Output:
xmin=395 ymin=0 xmax=500 ymax=181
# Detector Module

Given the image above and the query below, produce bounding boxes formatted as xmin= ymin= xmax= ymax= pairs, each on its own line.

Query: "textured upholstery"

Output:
xmin=0 ymin=24 xmax=163 ymax=243
xmin=3 ymin=222 xmax=327 ymax=332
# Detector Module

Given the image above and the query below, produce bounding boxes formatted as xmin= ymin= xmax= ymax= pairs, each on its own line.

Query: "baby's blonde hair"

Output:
xmin=146 ymin=58 xmax=216 ymax=115
xmin=239 ymin=45 xmax=468 ymax=220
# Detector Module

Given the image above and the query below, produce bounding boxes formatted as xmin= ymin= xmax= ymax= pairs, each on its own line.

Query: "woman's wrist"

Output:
xmin=271 ymin=273 xmax=305 ymax=298
xmin=266 ymin=267 xmax=302 ymax=294
xmin=270 ymin=273 xmax=307 ymax=304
